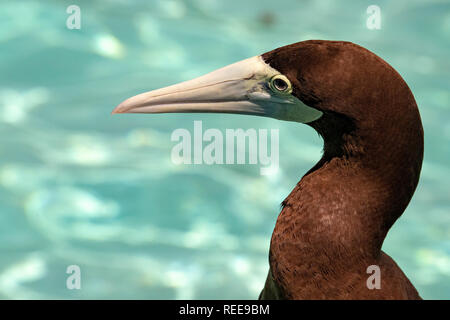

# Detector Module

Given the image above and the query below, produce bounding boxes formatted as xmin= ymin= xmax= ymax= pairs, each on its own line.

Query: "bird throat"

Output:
xmin=268 ymin=109 xmax=423 ymax=299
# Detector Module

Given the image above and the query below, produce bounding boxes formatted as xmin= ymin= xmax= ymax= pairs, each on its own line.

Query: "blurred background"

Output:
xmin=0 ymin=0 xmax=449 ymax=299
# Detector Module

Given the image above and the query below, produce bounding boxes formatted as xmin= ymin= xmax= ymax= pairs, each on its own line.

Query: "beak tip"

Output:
xmin=111 ymin=102 xmax=128 ymax=115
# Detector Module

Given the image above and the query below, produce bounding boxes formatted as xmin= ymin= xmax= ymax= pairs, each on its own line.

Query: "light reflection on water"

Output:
xmin=0 ymin=0 xmax=449 ymax=299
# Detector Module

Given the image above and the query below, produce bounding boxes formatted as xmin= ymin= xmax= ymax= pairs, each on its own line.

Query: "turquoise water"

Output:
xmin=0 ymin=0 xmax=449 ymax=299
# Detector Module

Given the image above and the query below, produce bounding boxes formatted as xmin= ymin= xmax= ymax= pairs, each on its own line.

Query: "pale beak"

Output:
xmin=112 ymin=56 xmax=322 ymax=123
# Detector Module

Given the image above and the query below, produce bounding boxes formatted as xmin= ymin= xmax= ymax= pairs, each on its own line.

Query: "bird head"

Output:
xmin=113 ymin=40 xmax=422 ymax=161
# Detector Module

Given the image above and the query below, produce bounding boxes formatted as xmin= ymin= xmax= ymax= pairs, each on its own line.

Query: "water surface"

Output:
xmin=0 ymin=0 xmax=449 ymax=299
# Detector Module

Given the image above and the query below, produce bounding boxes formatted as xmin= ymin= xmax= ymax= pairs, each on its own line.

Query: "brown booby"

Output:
xmin=113 ymin=40 xmax=423 ymax=300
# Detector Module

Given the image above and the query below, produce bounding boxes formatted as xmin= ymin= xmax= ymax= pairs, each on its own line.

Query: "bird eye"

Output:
xmin=269 ymin=75 xmax=292 ymax=94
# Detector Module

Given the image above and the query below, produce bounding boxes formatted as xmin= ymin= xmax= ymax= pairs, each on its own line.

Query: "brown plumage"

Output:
xmin=259 ymin=41 xmax=423 ymax=299
xmin=114 ymin=40 xmax=424 ymax=300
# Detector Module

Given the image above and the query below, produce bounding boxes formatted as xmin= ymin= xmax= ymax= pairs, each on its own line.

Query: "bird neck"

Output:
xmin=269 ymin=109 xmax=423 ymax=297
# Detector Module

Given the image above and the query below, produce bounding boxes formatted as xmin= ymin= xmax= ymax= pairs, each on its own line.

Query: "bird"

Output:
xmin=112 ymin=40 xmax=424 ymax=300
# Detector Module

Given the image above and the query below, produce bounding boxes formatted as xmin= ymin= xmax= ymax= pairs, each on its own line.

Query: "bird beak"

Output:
xmin=112 ymin=56 xmax=322 ymax=123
